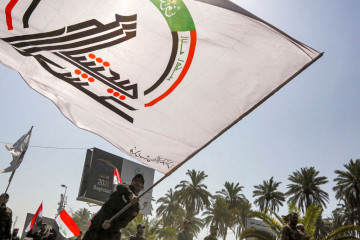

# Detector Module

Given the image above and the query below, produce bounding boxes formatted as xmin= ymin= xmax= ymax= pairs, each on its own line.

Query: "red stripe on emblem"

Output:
xmin=5 ymin=0 xmax=19 ymax=30
xmin=145 ymin=30 xmax=197 ymax=107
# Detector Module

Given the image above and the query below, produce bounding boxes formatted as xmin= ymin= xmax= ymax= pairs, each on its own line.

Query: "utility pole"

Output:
xmin=56 ymin=184 xmax=67 ymax=217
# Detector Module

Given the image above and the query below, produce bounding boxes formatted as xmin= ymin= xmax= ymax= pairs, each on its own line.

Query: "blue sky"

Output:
xmin=0 ymin=0 xmax=359 ymax=239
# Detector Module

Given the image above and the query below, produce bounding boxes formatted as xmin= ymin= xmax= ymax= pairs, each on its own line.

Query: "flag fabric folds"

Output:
xmin=1 ymin=127 xmax=33 ymax=173
xmin=25 ymin=202 xmax=43 ymax=232
xmin=113 ymin=167 xmax=122 ymax=185
xmin=56 ymin=209 xmax=81 ymax=238
xmin=0 ymin=0 xmax=321 ymax=173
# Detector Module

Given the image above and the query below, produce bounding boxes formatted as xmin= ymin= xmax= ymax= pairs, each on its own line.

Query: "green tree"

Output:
xmin=240 ymin=204 xmax=360 ymax=240
xmin=253 ymin=177 xmax=285 ymax=214
xmin=156 ymin=188 xmax=182 ymax=227
xmin=233 ymin=200 xmax=252 ymax=240
xmin=175 ymin=169 xmax=212 ymax=218
xmin=333 ymin=159 xmax=360 ymax=226
xmin=121 ymin=215 xmax=161 ymax=240
xmin=71 ymin=208 xmax=93 ymax=232
xmin=173 ymin=213 xmax=205 ymax=237
xmin=216 ymin=182 xmax=247 ymax=209
xmin=286 ymin=167 xmax=329 ymax=212
xmin=203 ymin=197 xmax=234 ymax=240
xmin=157 ymin=226 xmax=177 ymax=240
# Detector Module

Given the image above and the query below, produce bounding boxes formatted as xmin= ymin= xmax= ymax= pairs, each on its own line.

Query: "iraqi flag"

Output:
xmin=0 ymin=0 xmax=321 ymax=174
xmin=113 ymin=167 xmax=122 ymax=185
xmin=25 ymin=202 xmax=43 ymax=232
xmin=1 ymin=127 xmax=33 ymax=173
xmin=56 ymin=209 xmax=81 ymax=238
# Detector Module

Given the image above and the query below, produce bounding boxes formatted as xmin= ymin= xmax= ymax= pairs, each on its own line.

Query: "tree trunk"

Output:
xmin=223 ymin=227 xmax=227 ymax=240
xmin=264 ymin=201 xmax=269 ymax=214
xmin=355 ymin=184 xmax=360 ymax=228
xmin=305 ymin=193 xmax=311 ymax=210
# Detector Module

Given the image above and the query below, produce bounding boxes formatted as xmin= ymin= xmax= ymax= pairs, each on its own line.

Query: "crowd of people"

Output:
xmin=0 ymin=173 xmax=308 ymax=240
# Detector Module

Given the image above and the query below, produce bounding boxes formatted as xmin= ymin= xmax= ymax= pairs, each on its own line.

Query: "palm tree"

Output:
xmin=233 ymin=200 xmax=252 ymax=240
xmin=203 ymin=197 xmax=234 ymax=240
xmin=252 ymin=177 xmax=285 ymax=214
xmin=333 ymin=159 xmax=360 ymax=226
xmin=240 ymin=204 xmax=360 ymax=240
xmin=216 ymin=182 xmax=247 ymax=209
xmin=332 ymin=199 xmax=357 ymax=227
xmin=156 ymin=188 xmax=182 ymax=227
xmin=121 ymin=215 xmax=161 ymax=240
xmin=175 ymin=169 xmax=212 ymax=218
xmin=172 ymin=211 xmax=205 ymax=237
xmin=157 ymin=226 xmax=177 ymax=240
xmin=71 ymin=208 xmax=93 ymax=232
xmin=286 ymin=167 xmax=329 ymax=212
xmin=240 ymin=209 xmax=283 ymax=240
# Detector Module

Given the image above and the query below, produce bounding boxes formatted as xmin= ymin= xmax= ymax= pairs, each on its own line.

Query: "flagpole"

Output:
xmin=5 ymin=170 xmax=16 ymax=193
xmin=106 ymin=158 xmax=192 ymax=225
xmin=105 ymin=53 xmax=324 ymax=225
xmin=4 ymin=126 xmax=33 ymax=193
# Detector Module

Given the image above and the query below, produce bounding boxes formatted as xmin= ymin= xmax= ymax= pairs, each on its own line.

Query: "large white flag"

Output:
xmin=56 ymin=209 xmax=81 ymax=238
xmin=1 ymin=127 xmax=33 ymax=173
xmin=0 ymin=0 xmax=321 ymax=173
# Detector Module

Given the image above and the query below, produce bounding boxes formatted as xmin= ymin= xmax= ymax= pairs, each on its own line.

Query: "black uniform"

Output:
xmin=204 ymin=235 xmax=217 ymax=240
xmin=177 ymin=231 xmax=193 ymax=240
xmin=26 ymin=228 xmax=47 ymax=240
xmin=0 ymin=204 xmax=12 ymax=240
xmin=281 ymin=224 xmax=303 ymax=240
xmin=83 ymin=184 xmax=140 ymax=240
xmin=129 ymin=235 xmax=146 ymax=240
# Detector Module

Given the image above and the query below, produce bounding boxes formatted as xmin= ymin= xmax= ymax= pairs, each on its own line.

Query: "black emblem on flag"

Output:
xmin=2 ymin=14 xmax=138 ymax=123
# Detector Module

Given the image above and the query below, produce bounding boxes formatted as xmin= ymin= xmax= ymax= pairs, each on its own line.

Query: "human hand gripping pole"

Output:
xmin=101 ymin=145 xmax=200 ymax=229
xmin=101 ymin=171 xmax=173 ymax=229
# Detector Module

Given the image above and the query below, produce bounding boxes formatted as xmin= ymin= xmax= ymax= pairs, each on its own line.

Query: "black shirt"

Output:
xmin=88 ymin=184 xmax=140 ymax=232
xmin=129 ymin=234 xmax=147 ymax=240
xmin=0 ymin=205 xmax=12 ymax=239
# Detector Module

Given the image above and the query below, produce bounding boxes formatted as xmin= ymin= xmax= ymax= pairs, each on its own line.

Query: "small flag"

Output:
xmin=25 ymin=202 xmax=43 ymax=232
xmin=56 ymin=209 xmax=81 ymax=238
xmin=1 ymin=127 xmax=33 ymax=173
xmin=113 ymin=167 xmax=122 ymax=185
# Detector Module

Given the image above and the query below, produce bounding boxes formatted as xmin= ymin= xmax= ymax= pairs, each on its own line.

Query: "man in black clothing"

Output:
xmin=177 ymin=219 xmax=193 ymax=240
xmin=0 ymin=193 xmax=12 ymax=240
xmin=83 ymin=174 xmax=145 ymax=240
xmin=129 ymin=224 xmax=146 ymax=240
xmin=204 ymin=225 xmax=218 ymax=240
xmin=27 ymin=222 xmax=48 ymax=240
xmin=281 ymin=212 xmax=302 ymax=240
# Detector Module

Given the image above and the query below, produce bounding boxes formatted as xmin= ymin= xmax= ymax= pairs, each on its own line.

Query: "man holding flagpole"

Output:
xmin=84 ymin=174 xmax=144 ymax=240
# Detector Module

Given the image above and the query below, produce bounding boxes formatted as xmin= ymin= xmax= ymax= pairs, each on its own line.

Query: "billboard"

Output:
xmin=77 ymin=148 xmax=155 ymax=214
xmin=245 ymin=218 xmax=272 ymax=240
xmin=21 ymin=213 xmax=63 ymax=240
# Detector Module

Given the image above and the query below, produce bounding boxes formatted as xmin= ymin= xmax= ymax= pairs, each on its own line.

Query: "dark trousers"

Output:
xmin=83 ymin=229 xmax=121 ymax=240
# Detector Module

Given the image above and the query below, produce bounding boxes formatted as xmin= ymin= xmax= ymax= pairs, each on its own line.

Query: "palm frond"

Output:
xmin=240 ymin=228 xmax=276 ymax=240
xmin=268 ymin=209 xmax=285 ymax=225
xmin=302 ymin=204 xmax=322 ymax=236
xmin=248 ymin=211 xmax=282 ymax=234
xmin=324 ymin=225 xmax=360 ymax=240
xmin=329 ymin=236 xmax=360 ymax=240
